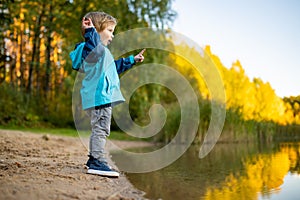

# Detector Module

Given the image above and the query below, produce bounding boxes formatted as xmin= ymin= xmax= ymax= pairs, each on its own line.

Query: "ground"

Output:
xmin=0 ymin=129 xmax=149 ymax=200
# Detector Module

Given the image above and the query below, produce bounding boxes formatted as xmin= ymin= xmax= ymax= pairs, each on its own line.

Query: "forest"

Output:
xmin=0 ymin=0 xmax=299 ymax=143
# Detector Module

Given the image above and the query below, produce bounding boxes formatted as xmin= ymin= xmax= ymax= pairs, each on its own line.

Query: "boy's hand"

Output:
xmin=81 ymin=17 xmax=94 ymax=34
xmin=134 ymin=49 xmax=146 ymax=63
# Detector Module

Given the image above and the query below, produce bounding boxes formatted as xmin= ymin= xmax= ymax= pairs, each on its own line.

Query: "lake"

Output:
xmin=111 ymin=141 xmax=300 ymax=200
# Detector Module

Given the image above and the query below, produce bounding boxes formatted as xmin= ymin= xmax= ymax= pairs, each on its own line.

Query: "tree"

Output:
xmin=0 ymin=0 xmax=177 ymax=127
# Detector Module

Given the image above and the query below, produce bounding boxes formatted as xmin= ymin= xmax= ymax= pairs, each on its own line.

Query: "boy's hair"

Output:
xmin=83 ymin=11 xmax=117 ymax=34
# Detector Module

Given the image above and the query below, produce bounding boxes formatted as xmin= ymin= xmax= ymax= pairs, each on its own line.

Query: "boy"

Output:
xmin=70 ymin=11 xmax=145 ymax=177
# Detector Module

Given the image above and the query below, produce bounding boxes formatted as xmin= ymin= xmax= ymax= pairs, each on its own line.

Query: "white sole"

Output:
xmin=87 ymin=169 xmax=119 ymax=177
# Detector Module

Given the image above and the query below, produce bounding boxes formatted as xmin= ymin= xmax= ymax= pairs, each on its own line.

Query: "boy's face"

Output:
xmin=99 ymin=24 xmax=116 ymax=46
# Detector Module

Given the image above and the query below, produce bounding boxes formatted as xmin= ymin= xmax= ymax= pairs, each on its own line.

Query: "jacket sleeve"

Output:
xmin=82 ymin=27 xmax=104 ymax=63
xmin=115 ymin=55 xmax=136 ymax=74
xmin=69 ymin=42 xmax=85 ymax=72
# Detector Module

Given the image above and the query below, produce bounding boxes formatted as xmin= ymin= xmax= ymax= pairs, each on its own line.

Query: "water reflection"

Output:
xmin=111 ymin=142 xmax=300 ymax=200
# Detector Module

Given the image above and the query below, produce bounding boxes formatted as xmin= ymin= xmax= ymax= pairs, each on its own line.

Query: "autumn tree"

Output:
xmin=0 ymin=0 xmax=177 ymax=127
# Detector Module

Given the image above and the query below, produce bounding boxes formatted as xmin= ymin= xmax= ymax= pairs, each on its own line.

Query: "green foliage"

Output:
xmin=0 ymin=82 xmax=74 ymax=128
xmin=0 ymin=83 xmax=41 ymax=127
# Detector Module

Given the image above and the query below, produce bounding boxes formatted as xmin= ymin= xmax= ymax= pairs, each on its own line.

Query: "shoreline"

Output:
xmin=0 ymin=129 xmax=149 ymax=200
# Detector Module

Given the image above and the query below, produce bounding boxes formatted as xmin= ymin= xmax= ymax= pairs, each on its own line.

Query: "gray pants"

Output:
xmin=87 ymin=106 xmax=112 ymax=163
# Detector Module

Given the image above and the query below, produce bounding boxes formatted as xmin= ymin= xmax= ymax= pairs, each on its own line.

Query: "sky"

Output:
xmin=172 ymin=0 xmax=300 ymax=97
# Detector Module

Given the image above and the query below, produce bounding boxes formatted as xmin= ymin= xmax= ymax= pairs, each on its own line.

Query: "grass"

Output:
xmin=0 ymin=125 xmax=148 ymax=141
xmin=0 ymin=126 xmax=79 ymax=137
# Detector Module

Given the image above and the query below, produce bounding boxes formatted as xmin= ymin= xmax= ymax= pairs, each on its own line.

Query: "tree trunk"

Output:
xmin=19 ymin=24 xmax=24 ymax=89
xmin=27 ymin=7 xmax=45 ymax=93
xmin=44 ymin=3 xmax=53 ymax=99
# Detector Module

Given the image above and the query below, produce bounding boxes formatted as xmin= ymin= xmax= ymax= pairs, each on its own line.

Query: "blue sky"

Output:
xmin=172 ymin=0 xmax=300 ymax=97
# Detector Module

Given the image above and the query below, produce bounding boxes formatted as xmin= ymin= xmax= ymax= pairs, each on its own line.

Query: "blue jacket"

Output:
xmin=70 ymin=27 xmax=135 ymax=110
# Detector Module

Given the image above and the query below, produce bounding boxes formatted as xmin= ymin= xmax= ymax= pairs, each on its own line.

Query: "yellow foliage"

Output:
xmin=168 ymin=44 xmax=210 ymax=99
xmin=168 ymin=42 xmax=298 ymax=125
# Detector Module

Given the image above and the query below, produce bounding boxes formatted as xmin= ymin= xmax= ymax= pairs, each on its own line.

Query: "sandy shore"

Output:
xmin=0 ymin=129 xmax=149 ymax=200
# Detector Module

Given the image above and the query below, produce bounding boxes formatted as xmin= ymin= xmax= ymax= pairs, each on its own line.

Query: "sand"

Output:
xmin=0 ymin=129 xmax=148 ymax=200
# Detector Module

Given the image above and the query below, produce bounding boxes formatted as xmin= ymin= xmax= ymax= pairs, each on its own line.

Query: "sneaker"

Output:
xmin=85 ymin=155 xmax=110 ymax=169
xmin=87 ymin=156 xmax=119 ymax=177
xmin=85 ymin=155 xmax=93 ymax=169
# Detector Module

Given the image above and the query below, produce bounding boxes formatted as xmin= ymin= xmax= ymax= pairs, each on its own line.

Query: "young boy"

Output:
xmin=70 ymin=11 xmax=145 ymax=177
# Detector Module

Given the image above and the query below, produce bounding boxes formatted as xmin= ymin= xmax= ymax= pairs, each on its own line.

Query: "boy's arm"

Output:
xmin=82 ymin=27 xmax=104 ymax=63
xmin=115 ymin=56 xmax=136 ymax=74
xmin=115 ymin=49 xmax=145 ymax=74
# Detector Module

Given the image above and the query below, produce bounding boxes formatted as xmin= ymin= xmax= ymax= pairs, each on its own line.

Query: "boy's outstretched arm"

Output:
xmin=115 ymin=49 xmax=146 ymax=74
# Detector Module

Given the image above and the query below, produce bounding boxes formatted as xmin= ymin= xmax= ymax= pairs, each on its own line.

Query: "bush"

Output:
xmin=0 ymin=83 xmax=74 ymax=128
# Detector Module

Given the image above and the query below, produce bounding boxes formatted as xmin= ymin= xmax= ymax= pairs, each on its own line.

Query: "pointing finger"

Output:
xmin=138 ymin=49 xmax=146 ymax=55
